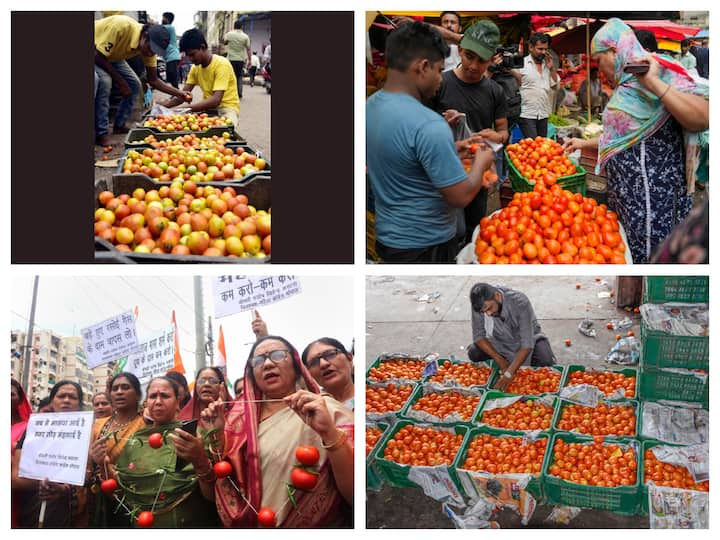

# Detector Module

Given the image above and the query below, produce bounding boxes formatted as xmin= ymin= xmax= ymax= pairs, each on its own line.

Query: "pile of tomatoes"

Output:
xmin=566 ymin=370 xmax=636 ymax=398
xmin=474 ymin=183 xmax=627 ymax=264
xmin=548 ymin=437 xmax=637 ymax=487
xmin=143 ymin=113 xmax=232 ymax=132
xmin=643 ymin=449 xmax=709 ymax=491
xmin=429 ymin=362 xmax=491 ymax=387
xmin=133 ymin=132 xmax=235 ymax=150
xmin=382 ymin=425 xmax=464 ymax=467
xmin=505 ymin=367 xmax=561 ymax=395
xmin=366 ymin=383 xmax=414 ymax=414
xmin=366 ymin=427 xmax=384 ymax=457
xmin=480 ymin=398 xmax=554 ymax=431
xmin=367 ymin=359 xmax=426 ymax=381
xmin=460 ymin=434 xmax=547 ymax=474
xmin=556 ymin=402 xmax=636 ymax=436
xmin=506 ymin=137 xmax=577 ymax=186
xmin=411 ymin=391 xmax=481 ymax=421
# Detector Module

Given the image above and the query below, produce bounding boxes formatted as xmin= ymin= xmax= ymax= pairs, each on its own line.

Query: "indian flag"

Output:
xmin=217 ymin=325 xmax=233 ymax=395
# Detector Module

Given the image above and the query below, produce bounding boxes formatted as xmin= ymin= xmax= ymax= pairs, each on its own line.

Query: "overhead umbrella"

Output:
xmin=695 ymin=28 xmax=709 ymax=39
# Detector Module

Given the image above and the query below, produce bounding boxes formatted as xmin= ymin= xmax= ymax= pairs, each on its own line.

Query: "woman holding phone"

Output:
xmin=100 ymin=376 xmax=220 ymax=527
xmin=563 ymin=18 xmax=708 ymax=264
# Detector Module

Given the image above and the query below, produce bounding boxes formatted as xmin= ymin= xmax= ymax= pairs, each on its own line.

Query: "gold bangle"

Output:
xmin=321 ymin=430 xmax=348 ymax=452
xmin=658 ymin=83 xmax=671 ymax=101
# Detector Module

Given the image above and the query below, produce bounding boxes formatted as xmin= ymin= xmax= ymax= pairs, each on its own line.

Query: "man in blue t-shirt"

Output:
xmin=162 ymin=12 xmax=181 ymax=88
xmin=366 ymin=21 xmax=496 ymax=263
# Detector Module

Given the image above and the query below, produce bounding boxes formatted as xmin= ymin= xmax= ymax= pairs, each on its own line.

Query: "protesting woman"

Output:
xmin=203 ymin=335 xmax=354 ymax=527
xmin=563 ymin=18 xmax=709 ymax=264
xmin=11 ymin=380 xmax=88 ymax=528
xmin=88 ymin=372 xmax=146 ymax=527
xmin=302 ymin=338 xmax=355 ymax=410
xmin=11 ymin=379 xmax=32 ymax=527
xmin=91 ymin=392 xmax=112 ymax=419
xmin=101 ymin=376 xmax=220 ymax=527
xmin=178 ymin=367 xmax=231 ymax=421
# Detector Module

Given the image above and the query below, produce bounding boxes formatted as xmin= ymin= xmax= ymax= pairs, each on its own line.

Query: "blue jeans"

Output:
xmin=518 ymin=117 xmax=548 ymax=139
xmin=94 ymin=61 xmax=142 ymax=137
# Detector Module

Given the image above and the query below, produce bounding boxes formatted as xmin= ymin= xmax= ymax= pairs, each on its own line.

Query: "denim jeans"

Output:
xmin=94 ymin=61 xmax=142 ymax=137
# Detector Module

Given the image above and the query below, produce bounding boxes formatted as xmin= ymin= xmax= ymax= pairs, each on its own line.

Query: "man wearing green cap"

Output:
xmin=366 ymin=21 xmax=496 ymax=263
xmin=431 ymin=20 xmax=508 ymax=243
xmin=510 ymin=32 xmax=559 ymax=139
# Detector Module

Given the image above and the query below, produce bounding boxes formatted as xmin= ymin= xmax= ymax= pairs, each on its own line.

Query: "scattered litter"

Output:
xmin=443 ymin=500 xmax=498 ymax=529
xmin=95 ymin=159 xmax=118 ymax=167
xmin=610 ymin=316 xmax=633 ymax=330
xmin=376 ymin=276 xmax=395 ymax=284
xmin=545 ymin=505 xmax=582 ymax=525
xmin=417 ymin=291 xmax=442 ymax=303
xmin=433 ymin=307 xmax=440 ymax=314
xmin=607 ymin=335 xmax=640 ymax=365
xmin=577 ymin=318 xmax=596 ymax=337
xmin=597 ymin=292 xmax=611 ymax=299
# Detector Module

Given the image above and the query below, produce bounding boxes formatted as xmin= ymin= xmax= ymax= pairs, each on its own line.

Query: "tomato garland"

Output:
xmin=643 ymin=449 xmax=709 ymax=491
xmin=383 ymin=426 xmax=464 ymax=466
xmin=480 ymin=399 xmax=554 ymax=431
xmin=367 ymin=360 xmax=426 ymax=381
xmin=366 ymin=427 xmax=384 ymax=457
xmin=548 ymin=438 xmax=637 ymax=487
xmin=506 ymin=137 xmax=577 ymax=185
xmin=411 ymin=391 xmax=481 ymax=421
xmin=366 ymin=383 xmax=413 ymax=414
xmin=567 ymin=370 xmax=636 ymax=398
xmin=429 ymin=363 xmax=491 ymax=387
xmin=505 ymin=367 xmax=561 ymax=395
xmin=556 ymin=402 xmax=636 ymax=436
xmin=475 ymin=182 xmax=627 ymax=264
xmin=461 ymin=434 xmax=547 ymax=475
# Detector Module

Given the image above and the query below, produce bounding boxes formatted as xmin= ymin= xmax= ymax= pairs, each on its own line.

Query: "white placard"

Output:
xmin=18 ymin=411 xmax=94 ymax=486
xmin=121 ymin=326 xmax=176 ymax=382
xmin=213 ymin=275 xmax=302 ymax=318
xmin=80 ymin=311 xmax=139 ymax=369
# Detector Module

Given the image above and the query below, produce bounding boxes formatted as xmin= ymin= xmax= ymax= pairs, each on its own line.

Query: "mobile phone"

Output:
xmin=623 ymin=63 xmax=649 ymax=75
xmin=179 ymin=418 xmax=198 ymax=436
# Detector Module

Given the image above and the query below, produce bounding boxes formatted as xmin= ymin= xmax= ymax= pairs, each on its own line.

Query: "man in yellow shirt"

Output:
xmin=94 ymin=14 xmax=189 ymax=145
xmin=162 ymin=28 xmax=241 ymax=133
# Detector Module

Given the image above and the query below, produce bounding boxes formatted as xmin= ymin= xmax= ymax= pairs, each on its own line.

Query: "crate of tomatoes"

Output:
xmin=554 ymin=399 xmax=638 ymax=437
xmin=505 ymin=137 xmax=586 ymax=195
xmin=425 ymin=359 xmax=495 ymax=389
xmin=366 ymin=354 xmax=432 ymax=384
xmin=365 ymin=380 xmax=416 ymax=421
xmin=638 ymin=366 xmax=709 ymax=408
xmin=373 ymin=421 xmax=468 ymax=493
xmin=366 ymin=421 xmax=392 ymax=492
xmin=399 ymin=383 xmax=483 ymax=425
xmin=455 ymin=426 xmax=550 ymax=501
xmin=638 ymin=440 xmax=709 ymax=515
xmin=562 ymin=365 xmax=637 ymax=400
xmin=487 ymin=365 xmax=564 ymax=396
xmin=473 ymin=391 xmax=558 ymax=433
xmin=543 ymin=432 xmax=641 ymax=515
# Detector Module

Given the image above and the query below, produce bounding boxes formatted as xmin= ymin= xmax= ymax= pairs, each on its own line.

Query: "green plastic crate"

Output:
xmin=638 ymin=367 xmax=709 ymax=408
xmin=399 ymin=384 xmax=484 ymax=425
xmin=373 ymin=421 xmax=468 ymax=489
xmin=473 ymin=390 xmax=558 ymax=433
xmin=553 ymin=398 xmax=639 ymax=437
xmin=640 ymin=319 xmax=709 ymax=370
xmin=424 ymin=359 xmax=496 ymax=389
xmin=562 ymin=365 xmax=638 ymax=399
xmin=642 ymin=276 xmax=709 ymax=304
xmin=486 ymin=364 xmax=565 ymax=396
xmin=542 ymin=432 xmax=640 ymax=515
xmin=366 ymin=421 xmax=391 ymax=492
xmin=636 ymin=400 xmax=709 ymax=444
xmin=505 ymin=150 xmax=586 ymax=195
xmin=455 ymin=426 xmax=550 ymax=500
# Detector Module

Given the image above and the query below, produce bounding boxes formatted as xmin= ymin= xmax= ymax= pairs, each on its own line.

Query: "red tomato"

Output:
xmin=257 ymin=507 xmax=276 ymax=527
xmin=295 ymin=445 xmax=320 ymax=467
xmin=100 ymin=478 xmax=118 ymax=494
xmin=213 ymin=461 xmax=233 ymax=478
xmin=291 ymin=467 xmax=319 ymax=491
xmin=148 ymin=433 xmax=163 ymax=449
xmin=137 ymin=511 xmax=154 ymax=528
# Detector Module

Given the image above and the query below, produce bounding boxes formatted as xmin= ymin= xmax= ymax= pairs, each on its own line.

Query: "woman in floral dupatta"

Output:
xmin=203 ymin=335 xmax=354 ymax=528
xmin=563 ymin=18 xmax=708 ymax=264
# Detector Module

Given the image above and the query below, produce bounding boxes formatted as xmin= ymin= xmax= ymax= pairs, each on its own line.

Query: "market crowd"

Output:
xmin=10 ymin=322 xmax=355 ymax=528
xmin=366 ymin=13 xmax=709 ymax=264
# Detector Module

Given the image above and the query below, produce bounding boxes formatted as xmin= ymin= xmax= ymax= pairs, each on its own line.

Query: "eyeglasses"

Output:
xmin=197 ymin=377 xmax=222 ymax=386
xmin=307 ymin=348 xmax=342 ymax=368
xmin=251 ymin=349 xmax=289 ymax=368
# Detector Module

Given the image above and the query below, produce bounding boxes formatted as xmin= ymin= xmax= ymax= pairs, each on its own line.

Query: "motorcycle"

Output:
xmin=262 ymin=62 xmax=271 ymax=94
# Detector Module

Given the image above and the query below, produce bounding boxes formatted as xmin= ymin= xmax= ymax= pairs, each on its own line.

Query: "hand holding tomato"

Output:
xmin=493 ymin=372 xmax=513 ymax=392
xmin=90 ymin=436 xmax=109 ymax=465
xmin=562 ymin=137 xmax=591 ymax=153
